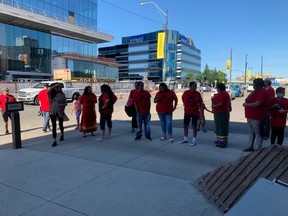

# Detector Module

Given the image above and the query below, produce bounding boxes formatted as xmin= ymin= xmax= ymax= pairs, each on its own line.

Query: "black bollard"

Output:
xmin=11 ymin=111 xmax=21 ymax=149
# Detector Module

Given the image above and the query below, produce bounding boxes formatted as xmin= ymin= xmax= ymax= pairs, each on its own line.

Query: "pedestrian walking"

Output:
xmin=0 ymin=87 xmax=16 ymax=134
xmin=38 ymin=83 xmax=50 ymax=132
xmin=48 ymin=83 xmax=67 ymax=147
xmin=211 ymin=83 xmax=231 ymax=148
xmin=180 ymin=81 xmax=203 ymax=145
xmin=267 ymin=87 xmax=288 ymax=145
xmin=79 ymin=86 xmax=97 ymax=137
xmin=133 ymin=81 xmax=152 ymax=141
xmin=243 ymin=78 xmax=268 ymax=152
xmin=154 ymin=82 xmax=178 ymax=142
xmin=98 ymin=84 xmax=117 ymax=140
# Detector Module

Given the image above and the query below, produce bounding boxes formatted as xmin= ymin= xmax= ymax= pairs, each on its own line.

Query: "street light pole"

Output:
xmin=140 ymin=2 xmax=168 ymax=82
xmin=244 ymin=54 xmax=248 ymax=86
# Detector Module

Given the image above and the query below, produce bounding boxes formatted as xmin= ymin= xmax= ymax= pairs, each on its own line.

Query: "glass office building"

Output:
xmin=0 ymin=0 xmax=114 ymax=81
xmin=98 ymin=30 xmax=201 ymax=82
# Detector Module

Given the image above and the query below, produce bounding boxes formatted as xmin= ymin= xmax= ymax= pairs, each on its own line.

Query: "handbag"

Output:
xmin=126 ymin=98 xmax=134 ymax=107
xmin=125 ymin=104 xmax=136 ymax=117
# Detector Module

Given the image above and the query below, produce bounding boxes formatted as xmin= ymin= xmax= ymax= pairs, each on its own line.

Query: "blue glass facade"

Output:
xmin=0 ymin=0 xmax=114 ymax=81
xmin=99 ymin=30 xmax=201 ymax=82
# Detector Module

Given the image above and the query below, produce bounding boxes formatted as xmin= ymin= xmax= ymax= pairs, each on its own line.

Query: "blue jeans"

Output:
xmin=42 ymin=111 xmax=50 ymax=130
xmin=136 ymin=113 xmax=151 ymax=137
xmin=157 ymin=112 xmax=172 ymax=137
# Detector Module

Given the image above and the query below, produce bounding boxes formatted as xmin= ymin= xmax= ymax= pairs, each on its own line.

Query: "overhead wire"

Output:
xmin=101 ymin=0 xmax=163 ymax=26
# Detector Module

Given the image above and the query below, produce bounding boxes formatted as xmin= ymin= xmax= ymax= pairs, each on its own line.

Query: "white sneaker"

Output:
xmin=190 ymin=140 xmax=197 ymax=146
xmin=169 ymin=138 xmax=174 ymax=143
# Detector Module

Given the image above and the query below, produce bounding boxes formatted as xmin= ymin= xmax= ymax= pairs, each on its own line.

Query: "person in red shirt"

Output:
xmin=0 ymin=87 xmax=16 ymax=134
xmin=38 ymin=83 xmax=51 ymax=132
xmin=80 ymin=86 xmax=97 ymax=137
xmin=125 ymin=81 xmax=138 ymax=132
xmin=243 ymin=78 xmax=269 ymax=152
xmin=154 ymin=83 xmax=178 ymax=142
xmin=180 ymin=82 xmax=203 ymax=145
xmin=132 ymin=81 xmax=152 ymax=141
xmin=267 ymin=87 xmax=288 ymax=145
xmin=98 ymin=84 xmax=118 ymax=140
xmin=211 ymin=83 xmax=231 ymax=148
xmin=263 ymin=78 xmax=275 ymax=139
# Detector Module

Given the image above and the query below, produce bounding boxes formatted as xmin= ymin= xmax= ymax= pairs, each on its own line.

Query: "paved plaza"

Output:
xmin=0 ymin=92 xmax=286 ymax=216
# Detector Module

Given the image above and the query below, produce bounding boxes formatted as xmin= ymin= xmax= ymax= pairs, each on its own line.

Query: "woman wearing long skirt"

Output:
xmin=79 ymin=86 xmax=97 ymax=137
xmin=212 ymin=83 xmax=231 ymax=148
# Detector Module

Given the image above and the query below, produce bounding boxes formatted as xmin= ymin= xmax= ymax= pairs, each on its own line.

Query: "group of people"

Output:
xmin=0 ymin=83 xmax=118 ymax=147
xmin=243 ymin=78 xmax=288 ymax=152
xmin=0 ymin=78 xmax=287 ymax=150
xmin=126 ymin=81 xmax=228 ymax=147
xmin=42 ymin=84 xmax=118 ymax=146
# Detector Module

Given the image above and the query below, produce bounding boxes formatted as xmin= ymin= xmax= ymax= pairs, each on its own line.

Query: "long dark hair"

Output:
xmin=99 ymin=84 xmax=115 ymax=113
xmin=83 ymin=86 xmax=92 ymax=95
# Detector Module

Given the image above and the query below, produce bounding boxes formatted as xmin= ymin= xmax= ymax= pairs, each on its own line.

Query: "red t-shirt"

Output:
xmin=155 ymin=90 xmax=177 ymax=114
xmin=182 ymin=90 xmax=203 ymax=116
xmin=244 ymin=88 xmax=268 ymax=120
xmin=101 ymin=92 xmax=117 ymax=115
xmin=212 ymin=91 xmax=231 ymax=113
xmin=266 ymin=86 xmax=275 ymax=99
xmin=268 ymin=98 xmax=288 ymax=127
xmin=0 ymin=94 xmax=16 ymax=111
xmin=132 ymin=90 xmax=151 ymax=114
xmin=38 ymin=89 xmax=50 ymax=112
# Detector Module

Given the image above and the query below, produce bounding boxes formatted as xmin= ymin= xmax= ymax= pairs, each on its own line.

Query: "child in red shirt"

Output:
xmin=267 ymin=87 xmax=288 ymax=145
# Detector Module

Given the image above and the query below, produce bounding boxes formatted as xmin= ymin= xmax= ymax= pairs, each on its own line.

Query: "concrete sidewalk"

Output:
xmin=0 ymin=116 xmax=256 ymax=216
xmin=0 ymin=92 xmax=284 ymax=216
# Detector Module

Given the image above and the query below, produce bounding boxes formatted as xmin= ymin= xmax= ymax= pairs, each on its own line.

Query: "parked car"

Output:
xmin=226 ymin=85 xmax=236 ymax=100
xmin=232 ymin=84 xmax=245 ymax=97
xmin=247 ymin=84 xmax=254 ymax=92
xmin=200 ymin=84 xmax=211 ymax=92
xmin=17 ymin=81 xmax=84 ymax=105
xmin=210 ymin=85 xmax=235 ymax=101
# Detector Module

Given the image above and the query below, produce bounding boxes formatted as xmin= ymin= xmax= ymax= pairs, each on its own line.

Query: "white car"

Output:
xmin=211 ymin=85 xmax=235 ymax=101
xmin=247 ymin=84 xmax=254 ymax=92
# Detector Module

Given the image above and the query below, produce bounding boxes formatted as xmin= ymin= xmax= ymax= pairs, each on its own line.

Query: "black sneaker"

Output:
xmin=5 ymin=130 xmax=9 ymax=135
xmin=135 ymin=135 xmax=142 ymax=141
xmin=52 ymin=141 xmax=57 ymax=147
xmin=243 ymin=147 xmax=254 ymax=152
xmin=145 ymin=135 xmax=152 ymax=141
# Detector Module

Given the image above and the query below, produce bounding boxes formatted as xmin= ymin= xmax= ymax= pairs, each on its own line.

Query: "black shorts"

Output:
xmin=183 ymin=113 xmax=198 ymax=126
xmin=1 ymin=111 xmax=11 ymax=122
xmin=100 ymin=114 xmax=112 ymax=130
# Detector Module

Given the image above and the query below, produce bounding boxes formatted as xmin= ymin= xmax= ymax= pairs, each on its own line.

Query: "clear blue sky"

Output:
xmin=97 ymin=0 xmax=288 ymax=79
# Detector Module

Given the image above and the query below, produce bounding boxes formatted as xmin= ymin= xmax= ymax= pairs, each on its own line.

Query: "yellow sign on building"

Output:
xmin=157 ymin=32 xmax=165 ymax=59
xmin=54 ymin=69 xmax=71 ymax=80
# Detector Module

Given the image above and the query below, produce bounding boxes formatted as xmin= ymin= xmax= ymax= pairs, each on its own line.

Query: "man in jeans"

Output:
xmin=38 ymin=83 xmax=50 ymax=132
xmin=0 ymin=87 xmax=16 ymax=134
xmin=132 ymin=81 xmax=152 ymax=141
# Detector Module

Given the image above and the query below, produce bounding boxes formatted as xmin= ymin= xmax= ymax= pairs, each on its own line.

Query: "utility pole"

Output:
xmin=244 ymin=54 xmax=248 ymax=86
xmin=229 ymin=48 xmax=232 ymax=84
xmin=260 ymin=56 xmax=263 ymax=77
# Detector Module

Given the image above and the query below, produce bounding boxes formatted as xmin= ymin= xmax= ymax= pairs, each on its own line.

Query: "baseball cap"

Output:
xmin=2 ymin=87 xmax=9 ymax=92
